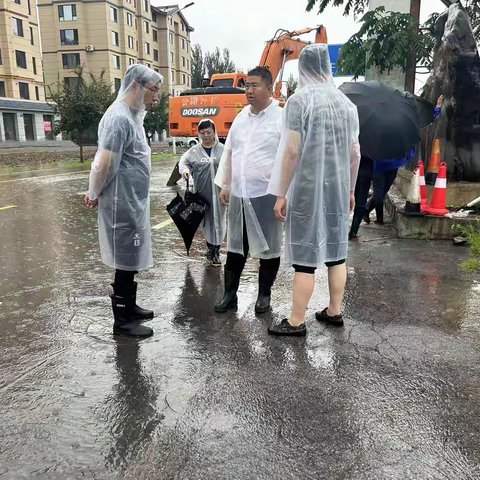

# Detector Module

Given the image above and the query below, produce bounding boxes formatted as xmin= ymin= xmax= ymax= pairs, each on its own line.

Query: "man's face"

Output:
xmin=245 ymin=75 xmax=272 ymax=107
xmin=143 ymin=82 xmax=160 ymax=110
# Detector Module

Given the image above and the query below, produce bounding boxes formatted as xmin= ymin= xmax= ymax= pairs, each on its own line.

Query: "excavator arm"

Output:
xmin=259 ymin=25 xmax=328 ymax=99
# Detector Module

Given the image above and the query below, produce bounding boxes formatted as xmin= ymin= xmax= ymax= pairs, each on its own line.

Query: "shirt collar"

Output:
xmin=248 ymin=98 xmax=276 ymax=118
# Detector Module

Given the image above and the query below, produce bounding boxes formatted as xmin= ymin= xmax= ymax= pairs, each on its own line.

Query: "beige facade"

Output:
xmin=0 ymin=0 xmax=55 ymax=141
xmin=38 ymin=1 xmax=193 ymax=97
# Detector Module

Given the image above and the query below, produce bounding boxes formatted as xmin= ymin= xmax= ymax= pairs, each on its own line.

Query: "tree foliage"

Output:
xmin=191 ymin=44 xmax=204 ymax=88
xmin=48 ymin=67 xmax=116 ymax=162
xmin=204 ymin=47 xmax=236 ymax=79
xmin=336 ymin=7 xmax=434 ymax=79
xmin=286 ymin=74 xmax=299 ymax=95
xmin=143 ymin=92 xmax=170 ymax=144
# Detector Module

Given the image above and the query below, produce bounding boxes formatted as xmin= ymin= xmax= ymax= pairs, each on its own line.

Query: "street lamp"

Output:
xmin=166 ymin=2 xmax=194 ymax=154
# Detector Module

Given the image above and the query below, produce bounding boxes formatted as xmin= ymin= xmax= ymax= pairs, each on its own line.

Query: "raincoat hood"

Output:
xmin=298 ymin=44 xmax=335 ymax=89
xmin=197 ymin=118 xmax=220 ymax=146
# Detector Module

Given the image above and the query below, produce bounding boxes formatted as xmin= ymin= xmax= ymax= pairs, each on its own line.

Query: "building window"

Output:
xmin=114 ymin=78 xmax=121 ymax=92
xmin=187 ymin=42 xmax=189 ymax=53
xmin=153 ymin=49 xmax=158 ymax=61
xmin=181 ymin=38 xmax=185 ymax=49
xmin=152 ymin=29 xmax=157 ymax=41
xmin=187 ymin=59 xmax=189 ymax=70
xmin=35 ymin=86 xmax=40 ymax=100
xmin=64 ymin=77 xmax=79 ymax=88
xmin=110 ymin=7 xmax=118 ymax=23
xmin=181 ymin=22 xmax=185 ymax=31
xmin=16 ymin=50 xmax=27 ymax=69
xmin=12 ymin=18 xmax=24 ymax=37
xmin=60 ymin=29 xmax=79 ymax=46
xmin=182 ymin=74 xmax=186 ymax=84
xmin=62 ymin=53 xmax=80 ymax=69
xmin=169 ymin=32 xmax=173 ymax=44
xmin=169 ymin=16 xmax=172 ymax=25
xmin=152 ymin=12 xmax=157 ymax=22
xmin=154 ymin=68 xmax=158 ymax=73
xmin=19 ymin=82 xmax=29 ymax=100
xmin=145 ymin=43 xmax=150 ymax=55
xmin=187 ymin=76 xmax=190 ymax=87
xmin=32 ymin=57 xmax=37 ymax=75
xmin=0 ymin=50 xmax=2 ymax=65
xmin=128 ymin=36 xmax=134 ymax=49
xmin=0 ymin=82 xmax=5 ymax=97
xmin=113 ymin=55 xmax=120 ymax=69
xmin=144 ymin=21 xmax=149 ymax=34
xmin=58 ymin=5 xmax=77 ymax=21
xmin=112 ymin=31 xmax=119 ymax=46
xmin=14 ymin=0 xmax=21 ymax=4
xmin=129 ymin=58 xmax=135 ymax=66
xmin=171 ymin=70 xmax=174 ymax=83
xmin=127 ymin=12 xmax=133 ymax=27
xmin=144 ymin=0 xmax=148 ymax=11
xmin=146 ymin=63 xmax=150 ymax=68
xmin=182 ymin=56 xmax=185 ymax=67
xmin=28 ymin=0 xmax=31 ymax=15
xmin=135 ymin=19 xmax=138 ymax=30
xmin=30 ymin=27 xmax=34 ymax=45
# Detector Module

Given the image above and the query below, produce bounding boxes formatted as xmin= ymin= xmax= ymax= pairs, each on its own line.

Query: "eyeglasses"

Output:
xmin=144 ymin=85 xmax=160 ymax=95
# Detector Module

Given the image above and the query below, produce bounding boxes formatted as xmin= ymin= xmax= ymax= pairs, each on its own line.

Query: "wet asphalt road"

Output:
xmin=1 ymin=158 xmax=480 ymax=479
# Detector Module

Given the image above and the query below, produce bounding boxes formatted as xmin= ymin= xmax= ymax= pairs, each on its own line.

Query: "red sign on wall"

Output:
xmin=44 ymin=121 xmax=52 ymax=132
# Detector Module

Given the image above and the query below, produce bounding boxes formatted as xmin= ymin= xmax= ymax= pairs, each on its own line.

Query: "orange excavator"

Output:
xmin=168 ymin=26 xmax=328 ymax=141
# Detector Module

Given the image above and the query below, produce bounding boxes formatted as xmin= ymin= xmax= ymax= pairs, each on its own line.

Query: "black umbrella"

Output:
xmin=166 ymin=178 xmax=209 ymax=255
xmin=408 ymin=93 xmax=435 ymax=128
xmin=339 ymin=81 xmax=420 ymax=161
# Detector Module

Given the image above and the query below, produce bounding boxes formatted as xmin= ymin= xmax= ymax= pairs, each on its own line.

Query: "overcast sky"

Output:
xmin=153 ymin=0 xmax=448 ymax=91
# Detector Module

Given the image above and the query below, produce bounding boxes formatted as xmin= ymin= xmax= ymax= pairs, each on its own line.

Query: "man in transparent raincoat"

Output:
xmin=214 ymin=67 xmax=283 ymax=314
xmin=179 ymin=119 xmax=227 ymax=267
xmin=84 ymin=64 xmax=163 ymax=338
xmin=267 ymin=44 xmax=361 ymax=336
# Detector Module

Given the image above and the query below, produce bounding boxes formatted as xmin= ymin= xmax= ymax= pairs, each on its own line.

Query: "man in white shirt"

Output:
xmin=214 ymin=67 xmax=283 ymax=314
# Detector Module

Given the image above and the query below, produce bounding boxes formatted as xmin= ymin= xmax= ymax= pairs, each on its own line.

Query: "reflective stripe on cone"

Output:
xmin=426 ymin=162 xmax=449 ymax=216
xmin=404 ymin=167 xmax=426 ymax=216
xmin=418 ymin=160 xmax=428 ymax=213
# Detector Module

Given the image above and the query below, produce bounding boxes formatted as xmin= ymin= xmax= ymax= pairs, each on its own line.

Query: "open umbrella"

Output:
xmin=166 ymin=178 xmax=209 ymax=255
xmin=339 ymin=81 xmax=420 ymax=161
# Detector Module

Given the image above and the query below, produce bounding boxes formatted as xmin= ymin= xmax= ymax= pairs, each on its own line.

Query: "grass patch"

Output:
xmin=151 ymin=153 xmax=181 ymax=160
xmin=456 ymin=221 xmax=480 ymax=272
xmin=0 ymin=160 xmax=93 ymax=175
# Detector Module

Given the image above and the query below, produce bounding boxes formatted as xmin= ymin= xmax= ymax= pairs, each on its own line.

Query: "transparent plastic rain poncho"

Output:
xmin=268 ymin=44 xmax=361 ymax=266
xmin=215 ymin=100 xmax=284 ymax=259
xmin=178 ymin=119 xmax=227 ymax=245
xmin=88 ymin=64 xmax=163 ymax=271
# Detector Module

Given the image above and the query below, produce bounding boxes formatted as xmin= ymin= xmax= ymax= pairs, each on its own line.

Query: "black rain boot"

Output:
xmin=215 ymin=270 xmax=240 ymax=312
xmin=349 ymin=213 xmax=362 ymax=240
xmin=205 ymin=242 xmax=213 ymax=259
xmin=211 ymin=245 xmax=221 ymax=267
xmin=375 ymin=205 xmax=384 ymax=225
xmin=255 ymin=262 xmax=279 ymax=314
xmin=111 ymin=283 xmax=154 ymax=321
xmin=363 ymin=198 xmax=375 ymax=224
xmin=111 ymin=294 xmax=154 ymax=338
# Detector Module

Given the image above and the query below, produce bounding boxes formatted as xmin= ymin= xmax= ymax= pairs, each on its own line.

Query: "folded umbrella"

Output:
xmin=339 ymin=81 xmax=420 ymax=161
xmin=166 ymin=178 xmax=209 ymax=255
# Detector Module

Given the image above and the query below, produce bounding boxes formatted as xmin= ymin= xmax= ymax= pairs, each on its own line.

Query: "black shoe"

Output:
xmin=364 ymin=198 xmax=375 ymax=224
xmin=111 ymin=294 xmax=154 ymax=338
xmin=205 ymin=242 xmax=213 ymax=259
xmin=211 ymin=245 xmax=221 ymax=267
xmin=112 ymin=282 xmax=154 ymax=321
xmin=255 ymin=263 xmax=279 ymax=314
xmin=215 ymin=270 xmax=240 ymax=312
xmin=268 ymin=319 xmax=306 ymax=336
xmin=315 ymin=308 xmax=344 ymax=327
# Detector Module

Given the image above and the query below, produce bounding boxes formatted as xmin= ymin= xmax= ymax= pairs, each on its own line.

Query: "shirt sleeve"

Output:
xmin=99 ymin=115 xmax=131 ymax=153
xmin=285 ymin=96 xmax=302 ymax=134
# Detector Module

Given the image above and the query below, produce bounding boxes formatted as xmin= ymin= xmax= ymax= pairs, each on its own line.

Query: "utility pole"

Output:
xmin=405 ymin=0 xmax=421 ymax=93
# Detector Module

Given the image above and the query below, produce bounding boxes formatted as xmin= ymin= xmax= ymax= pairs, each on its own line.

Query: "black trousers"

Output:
xmin=225 ymin=208 xmax=280 ymax=275
xmin=350 ymin=156 xmax=374 ymax=237
xmin=293 ymin=259 xmax=346 ymax=275
xmin=114 ymin=270 xmax=136 ymax=297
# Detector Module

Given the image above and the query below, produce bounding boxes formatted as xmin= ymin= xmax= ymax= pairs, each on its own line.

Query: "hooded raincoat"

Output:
xmin=178 ymin=119 xmax=227 ymax=246
xmin=268 ymin=44 xmax=361 ymax=267
xmin=215 ymin=100 xmax=283 ymax=259
xmin=88 ymin=64 xmax=163 ymax=271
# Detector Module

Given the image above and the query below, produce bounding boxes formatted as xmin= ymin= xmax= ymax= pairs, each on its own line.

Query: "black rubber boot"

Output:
xmin=205 ymin=242 xmax=213 ymax=259
xmin=255 ymin=263 xmax=279 ymax=314
xmin=363 ymin=198 xmax=375 ymax=224
xmin=349 ymin=213 xmax=362 ymax=240
xmin=215 ymin=270 xmax=240 ymax=312
xmin=111 ymin=283 xmax=154 ymax=321
xmin=111 ymin=294 xmax=154 ymax=338
xmin=211 ymin=245 xmax=221 ymax=267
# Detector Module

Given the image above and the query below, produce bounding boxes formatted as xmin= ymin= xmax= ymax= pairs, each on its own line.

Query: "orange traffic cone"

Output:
xmin=418 ymin=160 xmax=428 ymax=213
xmin=404 ymin=167 xmax=425 ymax=216
xmin=426 ymin=138 xmax=441 ymax=185
xmin=426 ymin=162 xmax=449 ymax=216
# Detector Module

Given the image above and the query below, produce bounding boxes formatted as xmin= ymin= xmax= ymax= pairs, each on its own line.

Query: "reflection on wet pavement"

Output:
xmin=1 ymin=158 xmax=480 ymax=479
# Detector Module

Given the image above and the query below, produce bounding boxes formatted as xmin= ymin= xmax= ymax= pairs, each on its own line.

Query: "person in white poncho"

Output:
xmin=267 ymin=44 xmax=361 ymax=337
xmin=84 ymin=64 xmax=163 ymax=338
xmin=178 ymin=119 xmax=227 ymax=267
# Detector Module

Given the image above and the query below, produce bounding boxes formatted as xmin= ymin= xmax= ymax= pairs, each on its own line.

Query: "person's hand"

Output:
xmin=84 ymin=193 xmax=98 ymax=209
xmin=350 ymin=193 xmax=355 ymax=213
xmin=436 ymin=95 xmax=444 ymax=108
xmin=182 ymin=172 xmax=189 ymax=180
xmin=219 ymin=188 xmax=230 ymax=206
xmin=274 ymin=196 xmax=287 ymax=222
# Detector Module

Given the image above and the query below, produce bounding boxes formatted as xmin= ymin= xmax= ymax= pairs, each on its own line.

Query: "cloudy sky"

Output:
xmin=154 ymin=0 xmax=448 ymax=91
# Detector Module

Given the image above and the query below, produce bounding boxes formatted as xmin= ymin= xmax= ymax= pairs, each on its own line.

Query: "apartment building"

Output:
xmin=38 ymin=1 xmax=193 ymax=98
xmin=0 ymin=0 xmax=55 ymax=142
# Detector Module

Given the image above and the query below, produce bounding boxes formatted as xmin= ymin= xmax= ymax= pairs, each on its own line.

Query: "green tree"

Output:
xmin=48 ymin=67 xmax=116 ymax=162
xmin=286 ymin=74 xmax=299 ymax=95
xmin=204 ymin=47 xmax=237 ymax=79
xmin=143 ymin=92 xmax=169 ymax=145
xmin=191 ymin=44 xmax=204 ymax=88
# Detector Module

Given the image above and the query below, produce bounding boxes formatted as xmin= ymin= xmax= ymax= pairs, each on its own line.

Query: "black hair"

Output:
xmin=198 ymin=120 xmax=215 ymax=132
xmin=247 ymin=66 xmax=273 ymax=86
